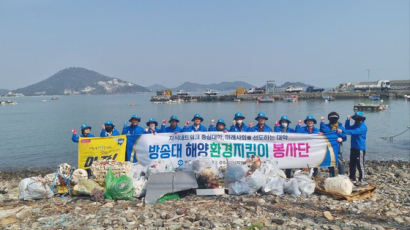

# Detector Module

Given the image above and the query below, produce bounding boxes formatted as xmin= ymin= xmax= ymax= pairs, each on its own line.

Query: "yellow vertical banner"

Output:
xmin=78 ymin=135 xmax=127 ymax=169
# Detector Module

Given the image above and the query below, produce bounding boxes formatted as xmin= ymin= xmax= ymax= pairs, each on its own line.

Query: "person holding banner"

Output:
xmin=320 ymin=112 xmax=346 ymax=177
xmin=345 ymin=111 xmax=368 ymax=185
xmin=160 ymin=115 xmax=182 ymax=133
xmin=100 ymin=121 xmax=120 ymax=137
xmin=72 ymin=123 xmax=95 ymax=143
xmin=145 ymin=118 xmax=160 ymax=134
xmin=274 ymin=115 xmax=295 ymax=178
xmin=296 ymin=115 xmax=320 ymax=177
xmin=248 ymin=112 xmax=272 ymax=132
xmin=183 ymin=113 xmax=207 ymax=132
xmin=122 ymin=115 xmax=145 ymax=162
xmin=229 ymin=112 xmax=249 ymax=132
xmin=208 ymin=119 xmax=228 ymax=132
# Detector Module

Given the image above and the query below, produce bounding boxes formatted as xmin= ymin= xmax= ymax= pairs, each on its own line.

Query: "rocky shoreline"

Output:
xmin=0 ymin=160 xmax=409 ymax=229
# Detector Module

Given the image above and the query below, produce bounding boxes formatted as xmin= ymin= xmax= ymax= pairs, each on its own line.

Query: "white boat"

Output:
xmin=285 ymin=86 xmax=303 ymax=93
xmin=404 ymin=95 xmax=410 ymax=99
xmin=176 ymin=90 xmax=190 ymax=96
xmin=204 ymin=89 xmax=219 ymax=96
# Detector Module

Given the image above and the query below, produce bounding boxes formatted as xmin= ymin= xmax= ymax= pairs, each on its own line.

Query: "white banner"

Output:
xmin=134 ymin=132 xmax=338 ymax=169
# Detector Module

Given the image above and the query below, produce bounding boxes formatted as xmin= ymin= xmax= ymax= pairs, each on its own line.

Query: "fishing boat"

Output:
xmin=285 ymin=86 xmax=303 ymax=93
xmin=204 ymin=89 xmax=219 ymax=96
xmin=176 ymin=90 xmax=190 ymax=96
xmin=354 ymin=103 xmax=388 ymax=112
xmin=233 ymin=98 xmax=241 ymax=102
xmin=283 ymin=95 xmax=298 ymax=103
xmin=322 ymin=95 xmax=335 ymax=101
xmin=51 ymin=96 xmax=59 ymax=100
xmin=368 ymin=95 xmax=380 ymax=101
xmin=0 ymin=100 xmax=17 ymax=105
xmin=257 ymin=96 xmax=275 ymax=103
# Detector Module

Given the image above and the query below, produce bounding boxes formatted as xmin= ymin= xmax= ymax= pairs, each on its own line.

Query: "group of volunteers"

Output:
xmin=71 ymin=111 xmax=368 ymax=185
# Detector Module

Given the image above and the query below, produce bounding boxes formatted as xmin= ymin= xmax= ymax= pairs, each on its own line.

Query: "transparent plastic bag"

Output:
xmin=18 ymin=177 xmax=54 ymax=200
xmin=294 ymin=169 xmax=315 ymax=196
xmin=224 ymin=164 xmax=248 ymax=185
xmin=105 ymin=168 xmax=134 ymax=200
xmin=245 ymin=169 xmax=266 ymax=194
xmin=146 ymin=159 xmax=175 ymax=177
xmin=284 ymin=178 xmax=301 ymax=196
xmin=228 ymin=181 xmax=250 ymax=195
xmin=263 ymin=176 xmax=285 ymax=196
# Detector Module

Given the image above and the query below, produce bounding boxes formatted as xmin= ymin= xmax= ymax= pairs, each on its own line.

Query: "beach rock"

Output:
xmin=323 ymin=211 xmax=334 ymax=221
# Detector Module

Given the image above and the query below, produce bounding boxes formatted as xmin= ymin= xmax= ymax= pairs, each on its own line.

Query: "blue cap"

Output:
xmin=216 ymin=119 xmax=226 ymax=126
xmin=169 ymin=115 xmax=179 ymax=123
xmin=192 ymin=113 xmax=204 ymax=122
xmin=104 ymin=121 xmax=114 ymax=126
xmin=234 ymin=112 xmax=245 ymax=120
xmin=255 ymin=112 xmax=268 ymax=121
xmin=129 ymin=114 xmax=141 ymax=122
xmin=304 ymin=115 xmax=317 ymax=124
xmin=146 ymin=118 xmax=158 ymax=126
xmin=352 ymin=111 xmax=366 ymax=121
xmin=81 ymin=123 xmax=91 ymax=131
xmin=279 ymin=115 xmax=291 ymax=123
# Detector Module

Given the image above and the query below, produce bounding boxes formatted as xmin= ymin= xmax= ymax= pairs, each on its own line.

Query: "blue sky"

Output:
xmin=0 ymin=0 xmax=408 ymax=89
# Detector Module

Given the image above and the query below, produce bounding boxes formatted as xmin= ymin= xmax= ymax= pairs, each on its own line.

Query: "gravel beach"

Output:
xmin=0 ymin=160 xmax=409 ymax=229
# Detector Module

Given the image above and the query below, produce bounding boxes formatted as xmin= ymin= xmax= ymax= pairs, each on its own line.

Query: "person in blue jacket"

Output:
xmin=208 ymin=119 xmax=228 ymax=132
xmin=229 ymin=112 xmax=249 ymax=132
xmin=248 ymin=112 xmax=272 ymax=132
xmin=145 ymin=118 xmax=160 ymax=134
xmin=160 ymin=115 xmax=182 ymax=133
xmin=274 ymin=115 xmax=295 ymax=178
xmin=345 ymin=111 xmax=368 ymax=185
xmin=296 ymin=115 xmax=320 ymax=176
xmin=295 ymin=115 xmax=320 ymax=134
xmin=183 ymin=113 xmax=207 ymax=132
xmin=72 ymin=123 xmax=95 ymax=142
xmin=274 ymin=115 xmax=295 ymax=133
xmin=100 ymin=121 xmax=120 ymax=137
xmin=320 ymin=112 xmax=347 ymax=177
xmin=122 ymin=115 xmax=145 ymax=162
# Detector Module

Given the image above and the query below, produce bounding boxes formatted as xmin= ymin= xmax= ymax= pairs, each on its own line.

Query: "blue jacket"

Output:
xmin=72 ymin=133 xmax=95 ymax=143
xmin=100 ymin=129 xmax=120 ymax=137
xmin=273 ymin=125 xmax=295 ymax=133
xmin=320 ymin=122 xmax=347 ymax=141
xmin=208 ymin=125 xmax=228 ymax=132
xmin=122 ymin=125 xmax=145 ymax=162
xmin=248 ymin=124 xmax=272 ymax=132
xmin=344 ymin=120 xmax=367 ymax=150
xmin=229 ymin=124 xmax=249 ymax=132
xmin=183 ymin=124 xmax=207 ymax=132
xmin=295 ymin=125 xmax=320 ymax=134
xmin=160 ymin=124 xmax=183 ymax=133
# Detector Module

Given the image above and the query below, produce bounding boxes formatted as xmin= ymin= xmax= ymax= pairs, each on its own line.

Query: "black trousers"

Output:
xmin=349 ymin=148 xmax=366 ymax=182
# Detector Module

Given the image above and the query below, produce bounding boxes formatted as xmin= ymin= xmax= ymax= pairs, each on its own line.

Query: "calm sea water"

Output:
xmin=0 ymin=94 xmax=409 ymax=170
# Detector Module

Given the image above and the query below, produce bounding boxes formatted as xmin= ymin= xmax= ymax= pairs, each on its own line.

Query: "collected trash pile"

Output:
xmin=18 ymin=158 xmax=374 ymax=204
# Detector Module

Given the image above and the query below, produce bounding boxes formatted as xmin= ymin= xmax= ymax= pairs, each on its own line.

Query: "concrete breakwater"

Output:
xmin=151 ymin=90 xmax=410 ymax=103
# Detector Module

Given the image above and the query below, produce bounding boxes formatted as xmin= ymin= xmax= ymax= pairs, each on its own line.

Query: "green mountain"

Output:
xmin=14 ymin=67 xmax=149 ymax=96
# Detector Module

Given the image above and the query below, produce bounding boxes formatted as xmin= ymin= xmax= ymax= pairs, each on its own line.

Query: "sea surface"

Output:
xmin=0 ymin=94 xmax=409 ymax=170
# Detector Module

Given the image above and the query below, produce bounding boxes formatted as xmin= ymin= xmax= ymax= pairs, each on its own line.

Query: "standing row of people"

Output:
xmin=71 ymin=111 xmax=367 ymax=185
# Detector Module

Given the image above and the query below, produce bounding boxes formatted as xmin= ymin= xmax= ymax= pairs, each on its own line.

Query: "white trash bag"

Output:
xmin=245 ymin=169 xmax=266 ymax=194
xmin=18 ymin=177 xmax=54 ymax=200
xmin=263 ymin=176 xmax=286 ymax=196
xmin=324 ymin=175 xmax=353 ymax=196
xmin=224 ymin=164 xmax=248 ymax=185
xmin=228 ymin=181 xmax=251 ymax=195
xmin=294 ymin=169 xmax=316 ymax=196
xmin=284 ymin=178 xmax=301 ymax=196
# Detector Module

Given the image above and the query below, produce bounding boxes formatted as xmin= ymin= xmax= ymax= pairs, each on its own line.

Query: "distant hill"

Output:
xmin=147 ymin=84 xmax=169 ymax=92
xmin=279 ymin=81 xmax=313 ymax=89
xmin=173 ymin=81 xmax=256 ymax=92
xmin=13 ymin=67 xmax=150 ymax=96
xmin=0 ymin=89 xmax=9 ymax=95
